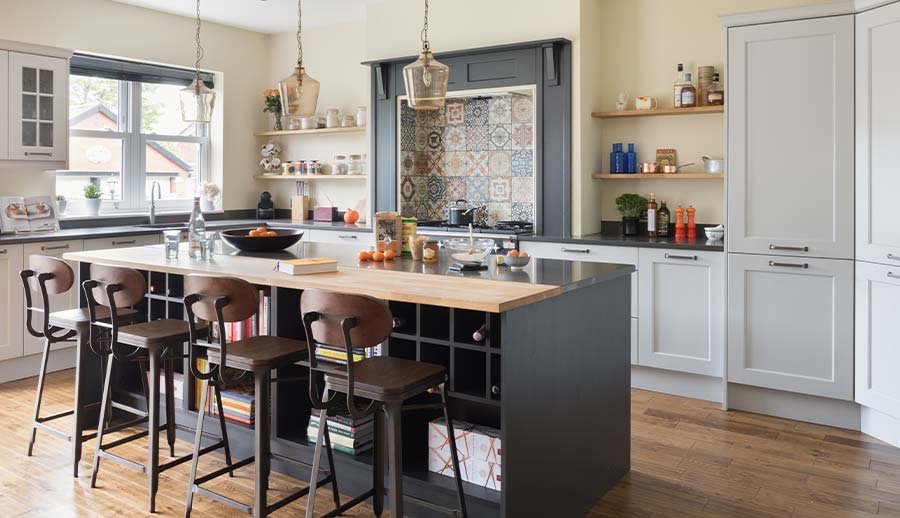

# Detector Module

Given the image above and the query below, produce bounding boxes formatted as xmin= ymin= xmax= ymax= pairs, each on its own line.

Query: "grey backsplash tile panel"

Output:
xmin=399 ymin=96 xmax=534 ymax=224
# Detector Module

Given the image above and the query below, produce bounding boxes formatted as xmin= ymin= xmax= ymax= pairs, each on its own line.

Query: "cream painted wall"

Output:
xmin=0 ymin=0 xmax=269 ymax=210
xmin=589 ymin=0 xmax=827 ymax=227
xmin=265 ymin=22 xmax=370 ymax=221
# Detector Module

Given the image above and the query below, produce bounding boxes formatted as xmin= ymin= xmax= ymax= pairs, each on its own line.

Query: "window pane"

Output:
xmin=22 ymin=94 xmax=36 ymax=119
xmin=69 ymin=76 xmax=121 ymax=130
xmin=39 ymin=69 xmax=54 ymax=94
xmin=22 ymin=68 xmax=36 ymax=92
xmin=146 ymin=140 xmax=201 ymax=201
xmin=141 ymin=83 xmax=200 ymax=136
xmin=39 ymin=123 xmax=53 ymax=148
xmin=58 ymin=136 xmax=124 ymax=201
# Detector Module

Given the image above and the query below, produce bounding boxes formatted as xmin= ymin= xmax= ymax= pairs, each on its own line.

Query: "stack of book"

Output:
xmin=211 ymin=380 xmax=256 ymax=426
xmin=307 ymin=412 xmax=374 ymax=456
xmin=313 ymin=344 xmax=377 ymax=366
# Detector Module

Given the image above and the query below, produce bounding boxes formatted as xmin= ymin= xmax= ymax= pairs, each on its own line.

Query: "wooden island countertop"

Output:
xmin=64 ymin=242 xmax=633 ymax=313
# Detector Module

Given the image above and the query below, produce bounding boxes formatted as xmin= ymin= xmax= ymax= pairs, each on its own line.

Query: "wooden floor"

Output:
xmin=2 ymin=371 xmax=900 ymax=518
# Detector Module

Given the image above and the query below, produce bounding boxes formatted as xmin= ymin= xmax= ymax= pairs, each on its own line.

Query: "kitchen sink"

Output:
xmin=136 ymin=223 xmax=189 ymax=230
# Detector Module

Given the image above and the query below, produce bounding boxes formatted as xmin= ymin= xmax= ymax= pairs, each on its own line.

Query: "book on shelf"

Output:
xmin=306 ymin=425 xmax=373 ymax=449
xmin=309 ymin=416 xmax=374 ymax=437
xmin=276 ymin=257 xmax=338 ymax=275
xmin=145 ymin=370 xmax=184 ymax=403
xmin=306 ymin=433 xmax=373 ymax=455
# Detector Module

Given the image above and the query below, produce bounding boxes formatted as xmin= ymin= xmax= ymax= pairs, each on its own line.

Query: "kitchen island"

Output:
xmin=64 ymin=241 xmax=634 ymax=518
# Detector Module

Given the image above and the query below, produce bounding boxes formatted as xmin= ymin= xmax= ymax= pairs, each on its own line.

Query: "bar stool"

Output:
xmin=84 ymin=264 xmax=211 ymax=512
xmin=182 ymin=274 xmax=343 ymax=518
xmin=20 ymin=256 xmax=137 ymax=477
xmin=301 ymin=289 xmax=467 ymax=518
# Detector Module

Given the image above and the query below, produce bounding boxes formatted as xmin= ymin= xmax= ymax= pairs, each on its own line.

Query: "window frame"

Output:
xmin=65 ymin=75 xmax=210 ymax=213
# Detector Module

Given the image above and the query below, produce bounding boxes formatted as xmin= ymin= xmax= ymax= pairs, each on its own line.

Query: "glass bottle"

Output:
xmin=680 ymin=72 xmax=697 ymax=108
xmin=658 ymin=200 xmax=671 ymax=237
xmin=647 ymin=193 xmax=658 ymax=238
xmin=625 ymin=143 xmax=637 ymax=174
xmin=188 ymin=196 xmax=206 ymax=259
xmin=673 ymin=63 xmax=684 ymax=108
xmin=707 ymin=73 xmax=724 ymax=106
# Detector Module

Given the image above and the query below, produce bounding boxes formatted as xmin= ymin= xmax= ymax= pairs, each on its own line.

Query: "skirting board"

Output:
xmin=861 ymin=406 xmax=900 ymax=449
xmin=0 ymin=348 xmax=76 ymax=384
xmin=632 ymin=365 xmax=723 ymax=403
xmin=727 ymin=382 xmax=861 ymax=431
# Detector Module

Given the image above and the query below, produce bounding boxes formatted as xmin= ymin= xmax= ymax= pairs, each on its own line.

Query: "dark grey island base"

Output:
xmin=69 ymin=242 xmax=633 ymax=518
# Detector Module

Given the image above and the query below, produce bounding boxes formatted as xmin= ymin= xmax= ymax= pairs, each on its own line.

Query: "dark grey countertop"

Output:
xmin=519 ymin=232 xmax=724 ymax=252
xmin=0 ymin=218 xmax=371 ymax=245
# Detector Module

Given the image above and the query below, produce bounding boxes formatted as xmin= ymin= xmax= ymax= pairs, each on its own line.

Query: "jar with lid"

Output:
xmin=308 ymin=160 xmax=321 ymax=175
xmin=300 ymin=116 xmax=316 ymax=130
xmin=423 ymin=240 xmax=440 ymax=263
xmin=326 ymin=109 xmax=340 ymax=129
xmin=332 ymin=154 xmax=349 ymax=175
xmin=315 ymin=113 xmax=326 ymax=128
xmin=355 ymin=106 xmax=367 ymax=127
xmin=348 ymin=154 xmax=365 ymax=175
xmin=341 ymin=114 xmax=356 ymax=127
xmin=706 ymin=73 xmax=724 ymax=106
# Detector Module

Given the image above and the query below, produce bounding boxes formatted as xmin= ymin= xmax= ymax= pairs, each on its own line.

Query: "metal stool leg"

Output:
xmin=441 ymin=383 xmax=467 ymax=518
xmin=90 ymin=354 xmax=115 ymax=488
xmin=27 ymin=337 xmax=52 ymax=457
xmin=305 ymin=408 xmax=328 ymax=518
xmin=373 ymin=410 xmax=385 ymax=517
xmin=211 ymin=379 xmax=235 ymax=476
xmin=184 ymin=378 xmax=210 ymax=518
xmin=323 ymin=425 xmax=341 ymax=509
xmin=147 ymin=350 xmax=162 ymax=513
xmin=72 ymin=329 xmax=90 ymax=478
xmin=165 ymin=348 xmax=177 ymax=457
xmin=254 ymin=372 xmax=272 ymax=518
xmin=385 ymin=400 xmax=404 ymax=518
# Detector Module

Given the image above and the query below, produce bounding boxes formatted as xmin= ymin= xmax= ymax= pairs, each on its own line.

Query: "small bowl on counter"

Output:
xmin=220 ymin=228 xmax=305 ymax=252
xmin=704 ymin=225 xmax=725 ymax=241
xmin=444 ymin=238 xmax=496 ymax=266
xmin=502 ymin=254 xmax=531 ymax=270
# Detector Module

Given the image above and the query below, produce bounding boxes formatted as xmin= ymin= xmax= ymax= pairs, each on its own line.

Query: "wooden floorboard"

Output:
xmin=2 ymin=369 xmax=898 ymax=517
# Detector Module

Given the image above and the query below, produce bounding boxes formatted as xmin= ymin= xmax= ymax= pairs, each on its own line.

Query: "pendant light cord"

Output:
xmin=421 ymin=0 xmax=430 ymax=52
xmin=194 ymin=0 xmax=204 ymax=85
xmin=296 ymin=0 xmax=304 ymax=69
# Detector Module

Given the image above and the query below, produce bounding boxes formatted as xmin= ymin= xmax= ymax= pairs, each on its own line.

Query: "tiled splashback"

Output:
xmin=399 ymin=92 xmax=535 ymax=226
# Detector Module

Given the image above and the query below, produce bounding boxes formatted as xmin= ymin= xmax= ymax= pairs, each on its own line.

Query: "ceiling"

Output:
xmin=110 ymin=0 xmax=383 ymax=33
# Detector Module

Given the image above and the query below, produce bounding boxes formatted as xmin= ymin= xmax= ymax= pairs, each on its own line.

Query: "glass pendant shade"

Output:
xmin=180 ymin=78 xmax=216 ymax=123
xmin=403 ymin=51 xmax=449 ymax=110
xmin=279 ymin=66 xmax=320 ymax=117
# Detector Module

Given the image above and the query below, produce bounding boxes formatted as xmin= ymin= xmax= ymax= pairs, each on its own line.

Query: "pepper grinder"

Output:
xmin=257 ymin=191 xmax=274 ymax=220
xmin=686 ymin=206 xmax=697 ymax=240
xmin=675 ymin=206 xmax=686 ymax=240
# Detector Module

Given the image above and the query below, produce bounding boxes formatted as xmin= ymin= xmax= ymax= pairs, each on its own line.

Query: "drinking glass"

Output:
xmin=162 ymin=230 xmax=181 ymax=259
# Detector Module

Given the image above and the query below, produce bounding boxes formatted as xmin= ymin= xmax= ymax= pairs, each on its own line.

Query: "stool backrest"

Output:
xmin=184 ymin=274 xmax=259 ymax=324
xmin=20 ymin=255 xmax=75 ymax=339
xmin=86 ymin=264 xmax=146 ymax=308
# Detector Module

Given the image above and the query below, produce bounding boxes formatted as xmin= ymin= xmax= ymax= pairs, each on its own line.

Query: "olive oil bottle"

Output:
xmin=658 ymin=200 xmax=671 ymax=237
xmin=647 ymin=193 xmax=658 ymax=237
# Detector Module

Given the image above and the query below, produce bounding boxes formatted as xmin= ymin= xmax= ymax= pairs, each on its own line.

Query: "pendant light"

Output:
xmin=279 ymin=0 xmax=320 ymax=117
xmin=180 ymin=0 xmax=216 ymax=123
xmin=403 ymin=0 xmax=448 ymax=110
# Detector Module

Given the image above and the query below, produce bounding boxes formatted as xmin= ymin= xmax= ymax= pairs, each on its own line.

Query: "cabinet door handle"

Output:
xmin=41 ymin=244 xmax=70 ymax=251
xmin=888 ymin=272 xmax=900 ymax=280
xmin=561 ymin=247 xmax=590 ymax=254
xmin=112 ymin=240 xmax=136 ymax=246
xmin=0 ymin=249 xmax=6 ymax=255
xmin=665 ymin=253 xmax=698 ymax=260
xmin=338 ymin=235 xmax=358 ymax=240
xmin=769 ymin=244 xmax=809 ymax=252
xmin=25 ymin=152 xmax=53 ymax=157
xmin=887 ymin=254 xmax=900 ymax=261
xmin=769 ymin=260 xmax=808 ymax=269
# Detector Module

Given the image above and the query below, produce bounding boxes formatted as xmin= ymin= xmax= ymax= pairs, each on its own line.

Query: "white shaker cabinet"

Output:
xmin=727 ymin=16 xmax=854 ymax=260
xmin=0 ymin=51 xmax=8 ymax=160
xmin=856 ymin=2 xmax=900 ymax=266
xmin=7 ymin=52 xmax=68 ymax=162
xmin=727 ymin=254 xmax=854 ymax=400
xmin=0 ymin=244 xmax=24 ymax=361
xmin=305 ymin=229 xmax=372 ymax=246
xmin=856 ymin=261 xmax=900 ymax=418
xmin=638 ymin=249 xmax=724 ymax=377
xmin=22 ymin=240 xmax=83 ymax=356
xmin=83 ymin=234 xmax=160 ymax=251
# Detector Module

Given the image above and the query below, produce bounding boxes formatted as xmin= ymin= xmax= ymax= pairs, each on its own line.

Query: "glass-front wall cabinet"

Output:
xmin=8 ymin=52 xmax=67 ymax=161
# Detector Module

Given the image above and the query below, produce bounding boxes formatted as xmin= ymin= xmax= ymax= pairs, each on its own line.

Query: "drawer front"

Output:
xmin=83 ymin=234 xmax=160 ymax=251
xmin=306 ymin=229 xmax=374 ymax=246
xmin=519 ymin=241 xmax=638 ymax=317
xmin=22 ymin=239 xmax=84 ymax=355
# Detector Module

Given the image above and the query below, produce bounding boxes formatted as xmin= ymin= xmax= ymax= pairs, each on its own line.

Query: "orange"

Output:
xmin=256 ymin=227 xmax=267 ymax=234
xmin=519 ymin=252 xmax=529 ymax=258
xmin=264 ymin=231 xmax=278 ymax=237
xmin=384 ymin=249 xmax=396 ymax=260
xmin=372 ymin=251 xmax=385 ymax=261
xmin=358 ymin=251 xmax=371 ymax=261
xmin=248 ymin=230 xmax=261 ymax=237
xmin=507 ymin=250 xmax=520 ymax=257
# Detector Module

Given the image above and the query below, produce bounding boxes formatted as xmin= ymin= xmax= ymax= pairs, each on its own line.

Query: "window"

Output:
xmin=59 ymin=55 xmax=214 ymax=214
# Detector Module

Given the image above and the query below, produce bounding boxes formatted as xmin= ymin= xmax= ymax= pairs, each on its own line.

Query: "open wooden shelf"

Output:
xmin=254 ymin=126 xmax=366 ymax=137
xmin=255 ymin=174 xmax=367 ymax=181
xmin=591 ymin=105 xmax=724 ymax=119
xmin=592 ymin=173 xmax=724 ymax=180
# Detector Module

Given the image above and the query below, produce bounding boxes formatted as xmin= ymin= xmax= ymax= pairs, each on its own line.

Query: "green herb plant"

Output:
xmin=615 ymin=193 xmax=648 ymax=218
xmin=83 ymin=184 xmax=102 ymax=199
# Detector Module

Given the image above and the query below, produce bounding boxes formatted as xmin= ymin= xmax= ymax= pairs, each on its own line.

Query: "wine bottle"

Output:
xmin=658 ymin=200 xmax=671 ymax=237
xmin=674 ymin=63 xmax=684 ymax=108
xmin=472 ymin=324 xmax=488 ymax=343
xmin=188 ymin=196 xmax=206 ymax=259
xmin=681 ymin=72 xmax=697 ymax=108
xmin=647 ymin=193 xmax=658 ymax=238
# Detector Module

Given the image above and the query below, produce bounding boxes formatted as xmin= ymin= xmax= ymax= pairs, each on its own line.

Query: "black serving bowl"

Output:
xmin=219 ymin=228 xmax=304 ymax=252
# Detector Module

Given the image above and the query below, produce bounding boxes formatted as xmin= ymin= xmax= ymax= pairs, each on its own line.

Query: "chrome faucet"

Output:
xmin=149 ymin=181 xmax=161 ymax=224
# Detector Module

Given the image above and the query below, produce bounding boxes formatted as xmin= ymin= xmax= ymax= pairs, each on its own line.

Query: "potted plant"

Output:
xmin=263 ymin=89 xmax=283 ymax=131
xmin=55 ymin=194 xmax=67 ymax=215
xmin=83 ymin=184 xmax=102 ymax=216
xmin=200 ymin=181 xmax=221 ymax=212
xmin=615 ymin=193 xmax=647 ymax=236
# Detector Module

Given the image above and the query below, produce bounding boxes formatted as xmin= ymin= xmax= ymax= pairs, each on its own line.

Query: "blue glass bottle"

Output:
xmin=625 ymin=143 xmax=637 ymax=174
xmin=610 ymin=143 xmax=618 ymax=174
xmin=613 ymin=143 xmax=625 ymax=173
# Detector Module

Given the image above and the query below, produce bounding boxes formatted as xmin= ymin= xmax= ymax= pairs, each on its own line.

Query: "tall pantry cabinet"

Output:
xmin=726 ymin=15 xmax=855 ymax=400
xmin=855 ymin=2 xmax=900 ymax=423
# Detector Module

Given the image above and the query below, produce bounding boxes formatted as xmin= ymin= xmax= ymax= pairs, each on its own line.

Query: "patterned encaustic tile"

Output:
xmin=512 ymin=94 xmax=534 ymax=123
xmin=512 ymin=202 xmax=534 ymax=222
xmin=512 ymin=123 xmax=533 ymax=150
xmin=414 ymin=152 xmax=430 ymax=176
xmin=488 ymin=96 xmax=512 ymax=125
xmin=443 ymin=125 xmax=466 ymax=152
xmin=465 ymin=124 xmax=490 ymax=151
xmin=511 ymin=150 xmax=534 ymax=177
xmin=445 ymin=99 xmax=465 ymax=126
xmin=466 ymin=151 xmax=489 ymax=177
xmin=426 ymin=151 xmax=444 ymax=175
xmin=400 ymin=151 xmax=416 ymax=176
xmin=489 ymin=124 xmax=512 ymax=150
xmin=487 ymin=202 xmax=512 ymax=224
xmin=489 ymin=177 xmax=512 ymax=202
xmin=466 ymin=176 xmax=490 ymax=202
xmin=446 ymin=177 xmax=467 ymax=201
xmin=413 ymin=200 xmax=429 ymax=220
xmin=415 ymin=125 xmax=430 ymax=151
xmin=427 ymin=127 xmax=444 ymax=151
xmin=426 ymin=173 xmax=446 ymax=202
xmin=400 ymin=175 xmax=417 ymax=202
xmin=412 ymin=176 xmax=428 ymax=201
xmin=512 ymin=177 xmax=534 ymax=203
xmin=442 ymin=151 xmax=467 ymax=177
xmin=465 ymin=98 xmax=489 ymax=127
xmin=489 ymin=150 xmax=512 ymax=177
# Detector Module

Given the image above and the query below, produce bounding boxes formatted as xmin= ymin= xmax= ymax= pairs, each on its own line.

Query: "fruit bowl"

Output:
xmin=220 ymin=228 xmax=304 ymax=252
xmin=502 ymin=255 xmax=532 ymax=270
xmin=444 ymin=238 xmax=496 ymax=266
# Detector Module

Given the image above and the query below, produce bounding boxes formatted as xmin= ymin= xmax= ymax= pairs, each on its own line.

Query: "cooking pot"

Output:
xmin=703 ymin=156 xmax=725 ymax=174
xmin=639 ymin=162 xmax=659 ymax=173
xmin=661 ymin=162 xmax=695 ymax=174
xmin=449 ymin=199 xmax=482 ymax=226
